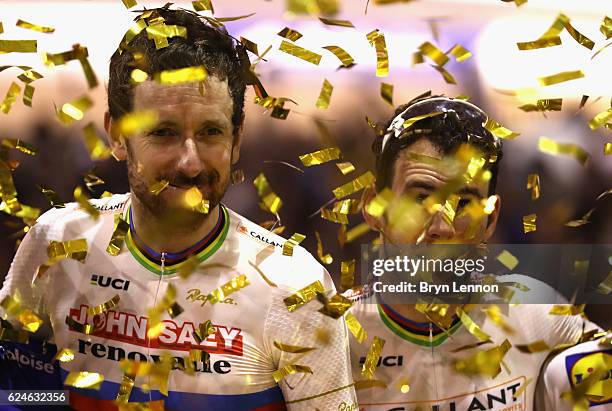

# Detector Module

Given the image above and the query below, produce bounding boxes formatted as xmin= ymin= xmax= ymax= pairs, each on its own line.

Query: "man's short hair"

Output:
xmin=371 ymin=94 xmax=503 ymax=196
xmin=108 ymin=6 xmax=250 ymax=137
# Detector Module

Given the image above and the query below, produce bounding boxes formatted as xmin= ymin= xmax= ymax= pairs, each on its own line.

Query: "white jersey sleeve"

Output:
xmin=535 ymin=338 xmax=612 ymax=410
xmin=262 ymin=246 xmax=358 ymax=410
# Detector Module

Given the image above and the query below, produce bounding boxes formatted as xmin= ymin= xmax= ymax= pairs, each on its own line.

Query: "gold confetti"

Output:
xmin=74 ymin=186 xmax=99 ymax=220
xmin=56 ymin=95 xmax=93 ymax=125
xmin=522 ymin=214 xmax=537 ymax=233
xmin=130 ymin=69 xmax=148 ymax=83
xmin=43 ymin=44 xmax=97 ymax=88
xmin=340 ymin=260 xmax=355 ymax=291
xmin=556 ymin=13 xmax=595 ymax=50
xmin=273 ymin=341 xmax=316 ymax=353
xmin=282 ymin=232 xmax=306 ymax=256
xmin=65 ymin=316 xmax=93 ymax=335
xmin=240 ymin=37 xmax=259 ymax=56
xmin=83 ymin=123 xmax=111 ymax=161
xmin=22 ymin=84 xmax=34 ymax=107
xmin=526 ymin=174 xmax=540 ymax=200
xmin=146 ymin=24 xmax=187 ymax=49
xmin=15 ymin=19 xmax=54 ymax=33
xmin=601 ymin=16 xmax=612 ymax=39
xmin=192 ymin=0 xmax=214 ymax=13
xmin=0 ymin=22 xmax=3 ymax=34
xmin=457 ymin=307 xmax=491 ymax=342
xmin=299 ymin=147 xmax=340 ymax=166
xmin=518 ymin=98 xmax=562 ymax=112
xmin=365 ymin=188 xmax=393 ymax=218
xmin=345 ymin=311 xmax=367 ymax=343
xmin=116 ymin=373 xmax=135 ymax=403
xmin=322 ymin=45 xmax=354 ymax=67
xmin=315 ymin=79 xmax=333 ymax=109
xmin=484 ymin=118 xmax=520 ymax=140
xmin=448 ymin=44 xmax=472 ymax=62
xmin=48 ymin=239 xmax=88 ymax=264
xmin=402 ymin=111 xmax=443 ymax=129
xmin=431 ymin=65 xmax=456 ymax=84
xmin=254 ymin=173 xmax=283 ymax=215
xmin=517 ymin=37 xmax=562 ymax=50
xmin=284 ymin=280 xmax=324 ymax=312
xmin=64 ymin=371 xmax=104 ymax=390
xmin=1 ymin=139 xmax=36 ymax=155
xmin=332 ymin=198 xmax=360 ymax=214
xmin=512 ymin=378 xmax=532 ymax=401
xmin=346 ymin=223 xmax=370 ymax=243
xmin=318 ymin=293 xmax=352 ymax=319
xmin=88 ymin=294 xmax=120 ymax=316
xmin=279 ymin=40 xmax=322 ymax=65
xmin=354 ymin=379 xmax=387 ymax=390
xmin=39 ymin=187 xmax=64 ymax=208
xmin=380 ymin=83 xmax=393 ymax=106
xmin=332 ymin=171 xmax=375 ymax=198
xmin=272 ymin=364 xmax=313 ymax=383
xmin=54 ymin=348 xmax=75 ymax=363
xmin=0 ymin=325 xmax=29 ymax=343
xmin=537 ymin=70 xmax=584 ymax=86
xmin=277 ymin=27 xmax=303 ymax=42
xmin=454 ymin=339 xmax=512 ymax=378
xmin=106 ymin=214 xmax=129 ymax=256
xmin=538 ymin=136 xmax=589 ymax=166
xmin=207 ymin=274 xmax=250 ymax=304
xmin=84 ymin=172 xmax=104 ymax=189
xmin=0 ymin=82 xmax=21 ymax=114
xmin=560 ymin=352 xmax=608 ymax=410
xmin=214 ymin=13 xmax=256 ymax=23
xmin=605 ymin=143 xmax=612 ymax=155
xmin=321 ymin=208 xmax=349 ymax=224
xmin=318 ymin=17 xmax=354 ymax=28
xmin=588 ymin=108 xmax=612 ymax=130
xmin=155 ymin=66 xmax=207 ymax=85
xmin=549 ymin=304 xmax=585 ymax=316
xmin=194 ymin=320 xmax=216 ymax=343
xmin=314 ymin=231 xmax=333 ymax=264
xmin=0 ymin=40 xmax=37 ymax=53
xmin=596 ymin=271 xmax=612 ymax=294
xmin=366 ymin=29 xmax=389 ymax=77
xmin=122 ymin=0 xmax=137 ymax=9
xmin=149 ymin=180 xmax=169 ymax=195
xmin=516 ymin=340 xmax=550 ymax=353
xmin=496 ymin=250 xmax=519 ymax=270
xmin=336 ymin=162 xmax=355 ymax=175
xmin=417 ymin=41 xmax=449 ymax=67
xmin=362 ymin=336 xmax=385 ymax=379
xmin=183 ymin=187 xmax=209 ymax=214
xmin=117 ymin=110 xmax=158 ymax=137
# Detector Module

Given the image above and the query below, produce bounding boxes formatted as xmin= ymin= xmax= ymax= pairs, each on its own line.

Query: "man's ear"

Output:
xmin=483 ymin=194 xmax=501 ymax=241
xmin=104 ymin=111 xmax=127 ymax=161
xmin=362 ymin=185 xmax=384 ymax=232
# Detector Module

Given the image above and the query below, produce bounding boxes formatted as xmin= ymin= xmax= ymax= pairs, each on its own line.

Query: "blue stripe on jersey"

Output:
xmin=61 ymin=369 xmax=285 ymax=410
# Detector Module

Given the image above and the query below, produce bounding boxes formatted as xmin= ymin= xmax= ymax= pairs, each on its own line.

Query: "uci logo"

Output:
xmin=570 ymin=351 xmax=612 ymax=404
xmin=359 ymin=355 xmax=403 ymax=367
xmin=90 ymin=274 xmax=130 ymax=291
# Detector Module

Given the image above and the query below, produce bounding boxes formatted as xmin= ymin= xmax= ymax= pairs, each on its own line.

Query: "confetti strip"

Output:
xmin=84 ymin=172 xmax=104 ymax=189
xmin=516 ymin=340 xmax=550 ymax=353
xmin=130 ymin=68 xmax=148 ymax=83
xmin=340 ymin=260 xmax=356 ymax=291
xmin=517 ymin=36 xmax=562 ymax=50
xmin=605 ymin=143 xmax=612 ymax=155
xmin=402 ymin=111 xmax=443 ymax=130
xmin=362 ymin=336 xmax=385 ymax=379
xmin=122 ymin=0 xmax=137 ymax=9
xmin=448 ymin=44 xmax=472 ymax=62
xmin=601 ymin=16 xmax=612 ymax=39
xmin=354 ymin=379 xmax=387 ymax=390
xmin=240 ymin=37 xmax=259 ymax=56
xmin=0 ymin=82 xmax=21 ymax=114
xmin=345 ymin=312 xmax=367 ymax=343
xmin=484 ymin=118 xmax=520 ymax=140
xmin=146 ymin=24 xmax=187 ymax=50
xmin=279 ymin=41 xmax=322 ymax=65
xmin=194 ymin=320 xmax=216 ymax=343
xmin=522 ymin=214 xmax=537 ymax=233
xmin=299 ymin=147 xmax=341 ymax=166
xmin=318 ymin=293 xmax=353 ymax=319
xmin=56 ymin=95 xmax=93 ymax=125
xmin=496 ymin=250 xmax=519 ymax=270
xmin=321 ymin=208 xmax=349 ymax=224
xmin=254 ymin=173 xmax=283 ymax=214
xmin=54 ymin=348 xmax=75 ymax=363
xmin=518 ymin=99 xmax=562 ymax=112
xmin=183 ymin=187 xmax=209 ymax=214
xmin=74 ymin=187 xmax=99 ymax=220
xmin=1 ymin=139 xmax=36 ymax=155
xmin=417 ymin=41 xmax=449 ymax=66
xmin=283 ymin=280 xmax=324 ymax=312
xmin=549 ymin=304 xmax=585 ymax=316
xmin=537 ymin=70 xmax=584 ymax=86
xmin=346 ymin=223 xmax=370 ymax=243
xmin=277 ymin=27 xmax=303 ymax=42
xmin=365 ymin=188 xmax=393 ymax=218
xmin=39 ymin=186 xmax=65 ymax=208
xmin=116 ymin=110 xmax=158 ymax=137
xmin=106 ymin=214 xmax=129 ymax=256
xmin=332 ymin=198 xmax=360 ymax=214
xmin=315 ymin=79 xmax=333 ymax=109
xmin=273 ymin=364 xmax=313 ymax=383
xmin=88 ymin=294 xmax=120 ymax=316
xmin=456 ymin=307 xmax=491 ymax=342
xmin=155 ymin=66 xmax=207 ymax=85
xmin=0 ymin=40 xmax=37 ymax=53
xmin=44 ymin=44 xmax=98 ymax=89
xmin=318 ymin=17 xmax=354 ymax=28
xmin=322 ymin=45 xmax=354 ymax=67
xmin=336 ymin=162 xmax=355 ymax=175
xmin=83 ymin=123 xmax=111 ymax=161
xmin=366 ymin=29 xmax=389 ymax=77
xmin=16 ymin=19 xmax=54 ymax=33
xmin=65 ymin=316 xmax=93 ymax=335
xmin=538 ymin=137 xmax=589 ymax=166
xmin=454 ymin=339 xmax=512 ymax=378
xmin=588 ymin=108 xmax=612 ymax=130
xmin=192 ymin=0 xmax=214 ymax=13
xmin=149 ymin=180 xmax=169 ymax=195
xmin=314 ymin=231 xmax=333 ymax=264
xmin=273 ymin=341 xmax=316 ymax=354
xmin=116 ymin=373 xmax=135 ymax=403
xmin=64 ymin=371 xmax=104 ymax=390
xmin=282 ymin=232 xmax=306 ymax=256
xmin=526 ymin=174 xmax=540 ymax=200
xmin=207 ymin=274 xmax=250 ymax=304
xmin=332 ymin=171 xmax=376 ymax=198
xmin=380 ymin=83 xmax=393 ymax=106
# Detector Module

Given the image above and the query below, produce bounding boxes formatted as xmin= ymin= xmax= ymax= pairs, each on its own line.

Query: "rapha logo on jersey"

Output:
xmin=359 ymin=355 xmax=403 ymax=367
xmin=186 ymin=288 xmax=237 ymax=307
xmin=67 ymin=304 xmax=243 ymax=356
xmin=566 ymin=350 xmax=612 ymax=405
xmin=90 ymin=274 xmax=130 ymax=291
xmin=236 ymin=222 xmax=283 ymax=248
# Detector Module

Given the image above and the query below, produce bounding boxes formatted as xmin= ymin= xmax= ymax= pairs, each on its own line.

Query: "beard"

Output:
xmin=126 ymin=153 xmax=230 ymax=226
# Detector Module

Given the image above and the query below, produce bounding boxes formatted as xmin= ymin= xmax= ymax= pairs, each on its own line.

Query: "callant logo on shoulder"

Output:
xmin=90 ymin=274 xmax=130 ymax=291
xmin=236 ymin=222 xmax=283 ymax=248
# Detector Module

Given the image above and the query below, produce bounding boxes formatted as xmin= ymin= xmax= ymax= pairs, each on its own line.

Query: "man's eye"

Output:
xmin=457 ymin=198 xmax=472 ymax=209
xmin=150 ymin=128 xmax=177 ymax=137
xmin=415 ymin=193 xmax=429 ymax=203
xmin=203 ymin=127 xmax=222 ymax=136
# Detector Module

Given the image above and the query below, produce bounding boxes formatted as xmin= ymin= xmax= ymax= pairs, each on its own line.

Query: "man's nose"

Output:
xmin=177 ymin=138 xmax=203 ymax=178
xmin=424 ymin=211 xmax=456 ymax=241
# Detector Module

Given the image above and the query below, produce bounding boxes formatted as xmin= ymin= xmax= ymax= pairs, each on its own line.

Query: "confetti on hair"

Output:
xmin=155 ymin=66 xmax=207 ymax=85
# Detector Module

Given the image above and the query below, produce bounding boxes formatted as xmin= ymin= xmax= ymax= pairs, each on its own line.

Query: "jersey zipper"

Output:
xmin=430 ymin=322 xmax=440 ymax=404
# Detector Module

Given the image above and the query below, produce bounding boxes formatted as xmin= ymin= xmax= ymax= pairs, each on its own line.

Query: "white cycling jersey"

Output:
xmin=0 ymin=193 xmax=357 ymax=411
xmin=346 ymin=275 xmax=592 ymax=411
xmin=535 ymin=337 xmax=611 ymax=410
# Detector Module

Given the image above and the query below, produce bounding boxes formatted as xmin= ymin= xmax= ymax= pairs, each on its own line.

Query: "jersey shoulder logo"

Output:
xmin=235 ymin=221 xmax=283 ymax=248
xmin=90 ymin=274 xmax=130 ymax=291
xmin=565 ymin=349 xmax=612 ymax=406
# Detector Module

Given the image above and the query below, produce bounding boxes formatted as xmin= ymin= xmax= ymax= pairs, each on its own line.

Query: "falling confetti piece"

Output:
xmin=336 ymin=162 xmax=355 ymax=175
xmin=277 ymin=27 xmax=303 ymax=42
xmin=15 ymin=19 xmax=54 ymax=33
xmin=192 ymin=0 xmax=214 ymax=13
xmin=496 ymin=250 xmax=519 ymax=270
xmin=56 ymin=95 xmax=93 ymax=125
xmin=448 ymin=44 xmax=472 ymax=62
xmin=279 ymin=40 xmax=322 ymax=65
xmin=318 ymin=293 xmax=352 ymax=318
xmin=64 ymin=371 xmax=104 ymax=390
xmin=526 ymin=174 xmax=540 ymax=200
xmin=366 ymin=29 xmax=388 ymax=77
xmin=362 ymin=336 xmax=385 ymax=379
xmin=149 ymin=180 xmax=169 ymax=195
xmin=272 ymin=364 xmax=313 ymax=383
xmin=537 ymin=70 xmax=584 ymax=86
xmin=515 ymin=340 xmax=550 ymax=353
xmin=380 ymin=83 xmax=393 ymax=106
xmin=283 ymin=280 xmax=324 ymax=312
xmin=106 ymin=214 xmax=129 ymax=256
xmin=457 ymin=307 xmax=491 ymax=342
xmin=484 ymin=118 xmax=520 ymax=140
xmin=282 ymin=232 xmax=306 ymax=256
xmin=345 ymin=311 xmax=367 ymax=343
xmin=0 ymin=40 xmax=37 ymax=53
xmin=299 ymin=147 xmax=341 ymax=166
xmin=207 ymin=274 xmax=250 ymax=304
xmin=332 ymin=171 xmax=376 ymax=198
xmin=522 ymin=214 xmax=537 ymax=233
xmin=0 ymin=82 xmax=21 ymax=114
xmin=518 ymin=99 xmax=562 ymax=112
xmin=314 ymin=230 xmax=333 ymax=264
xmin=315 ymin=79 xmax=333 ymax=109
xmin=254 ymin=173 xmax=283 ymax=214
xmin=88 ymin=294 xmax=120 ymax=316
xmin=538 ymin=136 xmax=589 ymax=165
xmin=322 ymin=45 xmax=354 ymax=67
xmin=273 ymin=341 xmax=316 ymax=353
